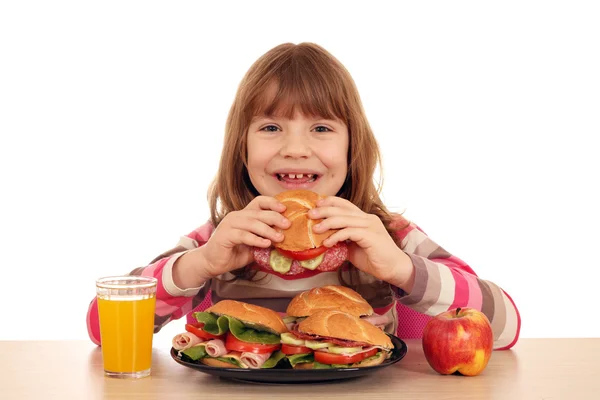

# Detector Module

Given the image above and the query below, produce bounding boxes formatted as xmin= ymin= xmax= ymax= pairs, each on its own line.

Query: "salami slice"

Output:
xmin=289 ymin=327 xmax=369 ymax=348
xmin=252 ymin=246 xmax=271 ymax=268
xmin=316 ymin=243 xmax=348 ymax=271
xmin=288 ymin=260 xmax=306 ymax=275
xmin=251 ymin=243 xmax=348 ymax=275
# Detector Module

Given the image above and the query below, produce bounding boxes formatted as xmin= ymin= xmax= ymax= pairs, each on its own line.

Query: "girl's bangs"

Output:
xmin=248 ymin=70 xmax=348 ymax=123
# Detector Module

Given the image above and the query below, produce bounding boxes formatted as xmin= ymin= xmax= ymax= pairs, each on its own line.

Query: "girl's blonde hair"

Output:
xmin=207 ymin=42 xmax=404 ymax=285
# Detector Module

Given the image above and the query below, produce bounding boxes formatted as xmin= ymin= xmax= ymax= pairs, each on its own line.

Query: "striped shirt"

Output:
xmin=86 ymin=216 xmax=521 ymax=350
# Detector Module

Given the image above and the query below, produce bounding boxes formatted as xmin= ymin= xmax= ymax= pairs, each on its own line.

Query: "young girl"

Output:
xmin=87 ymin=42 xmax=520 ymax=350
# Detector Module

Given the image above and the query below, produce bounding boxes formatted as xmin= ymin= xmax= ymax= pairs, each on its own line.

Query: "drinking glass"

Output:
xmin=95 ymin=276 xmax=157 ymax=378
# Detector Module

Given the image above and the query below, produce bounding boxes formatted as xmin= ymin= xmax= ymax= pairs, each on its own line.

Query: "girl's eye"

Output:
xmin=314 ymin=126 xmax=332 ymax=133
xmin=260 ymin=125 xmax=280 ymax=132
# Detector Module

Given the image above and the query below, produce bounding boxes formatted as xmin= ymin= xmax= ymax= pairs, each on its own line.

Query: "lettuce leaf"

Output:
xmin=313 ymin=352 xmax=384 ymax=369
xmin=192 ymin=312 xmax=280 ymax=344
xmin=313 ymin=361 xmax=348 ymax=369
xmin=180 ymin=345 xmax=207 ymax=361
xmin=261 ymin=351 xmax=287 ymax=369
xmin=287 ymin=353 xmax=314 ymax=367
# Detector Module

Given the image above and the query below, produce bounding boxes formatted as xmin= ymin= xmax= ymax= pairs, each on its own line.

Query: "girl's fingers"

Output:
xmin=249 ymin=210 xmax=290 ymax=230
xmin=231 ymin=214 xmax=285 ymax=243
xmin=235 ymin=230 xmax=272 ymax=248
xmin=322 ymin=228 xmax=364 ymax=247
xmin=247 ymin=195 xmax=287 ymax=213
xmin=311 ymin=215 xmax=370 ymax=233
xmin=316 ymin=196 xmax=358 ymax=211
xmin=308 ymin=205 xmax=362 ymax=220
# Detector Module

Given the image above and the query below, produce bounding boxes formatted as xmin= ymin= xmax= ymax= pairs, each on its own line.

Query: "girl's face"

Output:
xmin=246 ymin=111 xmax=349 ymax=197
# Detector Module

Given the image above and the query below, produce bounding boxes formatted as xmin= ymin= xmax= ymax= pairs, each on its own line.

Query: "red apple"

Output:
xmin=422 ymin=307 xmax=493 ymax=376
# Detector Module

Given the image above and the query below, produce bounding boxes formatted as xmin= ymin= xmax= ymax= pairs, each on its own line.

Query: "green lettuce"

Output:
xmin=180 ymin=345 xmax=207 ymax=361
xmin=287 ymin=353 xmax=314 ymax=367
xmin=261 ymin=351 xmax=287 ymax=369
xmin=313 ymin=352 xmax=384 ymax=369
xmin=192 ymin=312 xmax=280 ymax=344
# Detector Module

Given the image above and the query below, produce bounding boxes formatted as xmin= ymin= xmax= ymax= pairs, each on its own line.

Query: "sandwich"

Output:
xmin=252 ymin=189 xmax=349 ymax=275
xmin=172 ymin=300 xmax=288 ymax=369
xmin=284 ymin=285 xmax=391 ymax=331
xmin=281 ymin=310 xmax=394 ymax=369
xmin=286 ymin=285 xmax=374 ymax=321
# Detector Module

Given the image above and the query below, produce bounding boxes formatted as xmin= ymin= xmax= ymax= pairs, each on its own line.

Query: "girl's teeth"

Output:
xmin=276 ymin=173 xmax=317 ymax=181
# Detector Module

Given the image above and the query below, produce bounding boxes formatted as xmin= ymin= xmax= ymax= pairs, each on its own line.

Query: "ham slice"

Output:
xmin=240 ymin=352 xmax=272 ymax=369
xmin=204 ymin=339 xmax=227 ymax=357
xmin=361 ymin=313 xmax=390 ymax=330
xmin=172 ymin=332 xmax=203 ymax=351
xmin=285 ymin=321 xmax=296 ymax=331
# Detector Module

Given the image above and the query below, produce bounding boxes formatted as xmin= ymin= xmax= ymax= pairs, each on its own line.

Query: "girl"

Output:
xmin=87 ymin=42 xmax=520 ymax=350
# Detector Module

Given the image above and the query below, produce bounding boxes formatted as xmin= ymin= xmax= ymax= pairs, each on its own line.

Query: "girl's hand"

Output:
xmin=196 ymin=196 xmax=290 ymax=280
xmin=309 ymin=196 xmax=414 ymax=288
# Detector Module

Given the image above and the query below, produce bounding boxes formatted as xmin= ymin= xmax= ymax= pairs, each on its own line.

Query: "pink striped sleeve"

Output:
xmin=452 ymin=267 xmax=483 ymax=310
xmin=447 ymin=267 xmax=470 ymax=311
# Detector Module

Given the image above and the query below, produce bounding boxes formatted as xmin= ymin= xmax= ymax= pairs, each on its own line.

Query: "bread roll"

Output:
xmin=297 ymin=310 xmax=393 ymax=350
xmin=274 ymin=190 xmax=335 ymax=251
xmin=286 ymin=285 xmax=373 ymax=318
xmin=207 ymin=300 xmax=288 ymax=334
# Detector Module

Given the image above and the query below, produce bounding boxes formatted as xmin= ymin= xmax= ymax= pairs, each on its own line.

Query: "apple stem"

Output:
xmin=456 ymin=307 xmax=461 ymax=316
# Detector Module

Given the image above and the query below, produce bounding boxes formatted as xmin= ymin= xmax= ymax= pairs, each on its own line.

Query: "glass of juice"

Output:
xmin=95 ymin=276 xmax=157 ymax=379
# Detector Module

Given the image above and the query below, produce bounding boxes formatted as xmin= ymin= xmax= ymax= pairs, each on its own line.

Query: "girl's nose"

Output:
xmin=279 ymin=133 xmax=312 ymax=158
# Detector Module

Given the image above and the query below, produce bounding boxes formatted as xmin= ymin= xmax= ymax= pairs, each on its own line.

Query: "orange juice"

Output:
xmin=97 ymin=295 xmax=156 ymax=373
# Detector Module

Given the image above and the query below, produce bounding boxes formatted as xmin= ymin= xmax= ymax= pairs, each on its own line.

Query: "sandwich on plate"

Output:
xmin=280 ymin=309 xmax=394 ymax=369
xmin=284 ymin=285 xmax=391 ymax=330
xmin=252 ymin=190 xmax=348 ymax=276
xmin=284 ymin=285 xmax=372 ymax=327
xmin=172 ymin=300 xmax=288 ymax=369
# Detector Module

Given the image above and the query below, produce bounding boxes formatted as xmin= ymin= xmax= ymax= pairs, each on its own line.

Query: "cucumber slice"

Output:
xmin=327 ymin=345 xmax=363 ymax=354
xmin=269 ymin=249 xmax=292 ymax=273
xmin=298 ymin=253 xmax=325 ymax=270
xmin=280 ymin=333 xmax=306 ymax=346
xmin=304 ymin=340 xmax=331 ymax=350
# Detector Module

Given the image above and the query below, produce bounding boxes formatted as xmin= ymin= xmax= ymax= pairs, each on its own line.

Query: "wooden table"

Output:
xmin=1 ymin=339 xmax=598 ymax=399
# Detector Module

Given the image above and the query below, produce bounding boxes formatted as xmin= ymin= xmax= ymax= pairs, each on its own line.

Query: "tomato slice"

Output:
xmin=314 ymin=348 xmax=378 ymax=365
xmin=224 ymin=333 xmax=281 ymax=354
xmin=185 ymin=323 xmax=225 ymax=340
xmin=281 ymin=344 xmax=313 ymax=355
xmin=277 ymin=246 xmax=327 ymax=261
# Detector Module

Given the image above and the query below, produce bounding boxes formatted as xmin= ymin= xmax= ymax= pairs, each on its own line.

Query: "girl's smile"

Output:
xmin=273 ymin=170 xmax=321 ymax=189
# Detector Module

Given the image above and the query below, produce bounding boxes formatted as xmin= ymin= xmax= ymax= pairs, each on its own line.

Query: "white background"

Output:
xmin=1 ymin=1 xmax=599 ymax=347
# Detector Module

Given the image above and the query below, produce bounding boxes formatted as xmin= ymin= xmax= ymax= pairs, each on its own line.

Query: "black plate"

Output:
xmin=170 ymin=334 xmax=407 ymax=384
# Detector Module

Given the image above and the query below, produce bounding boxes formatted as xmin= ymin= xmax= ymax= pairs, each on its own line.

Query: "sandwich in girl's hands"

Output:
xmin=172 ymin=300 xmax=288 ymax=369
xmin=252 ymin=190 xmax=348 ymax=275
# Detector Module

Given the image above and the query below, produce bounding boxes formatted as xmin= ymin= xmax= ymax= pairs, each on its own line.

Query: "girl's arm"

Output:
xmin=392 ymin=217 xmax=521 ymax=350
xmin=86 ymin=223 xmax=214 ymax=345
